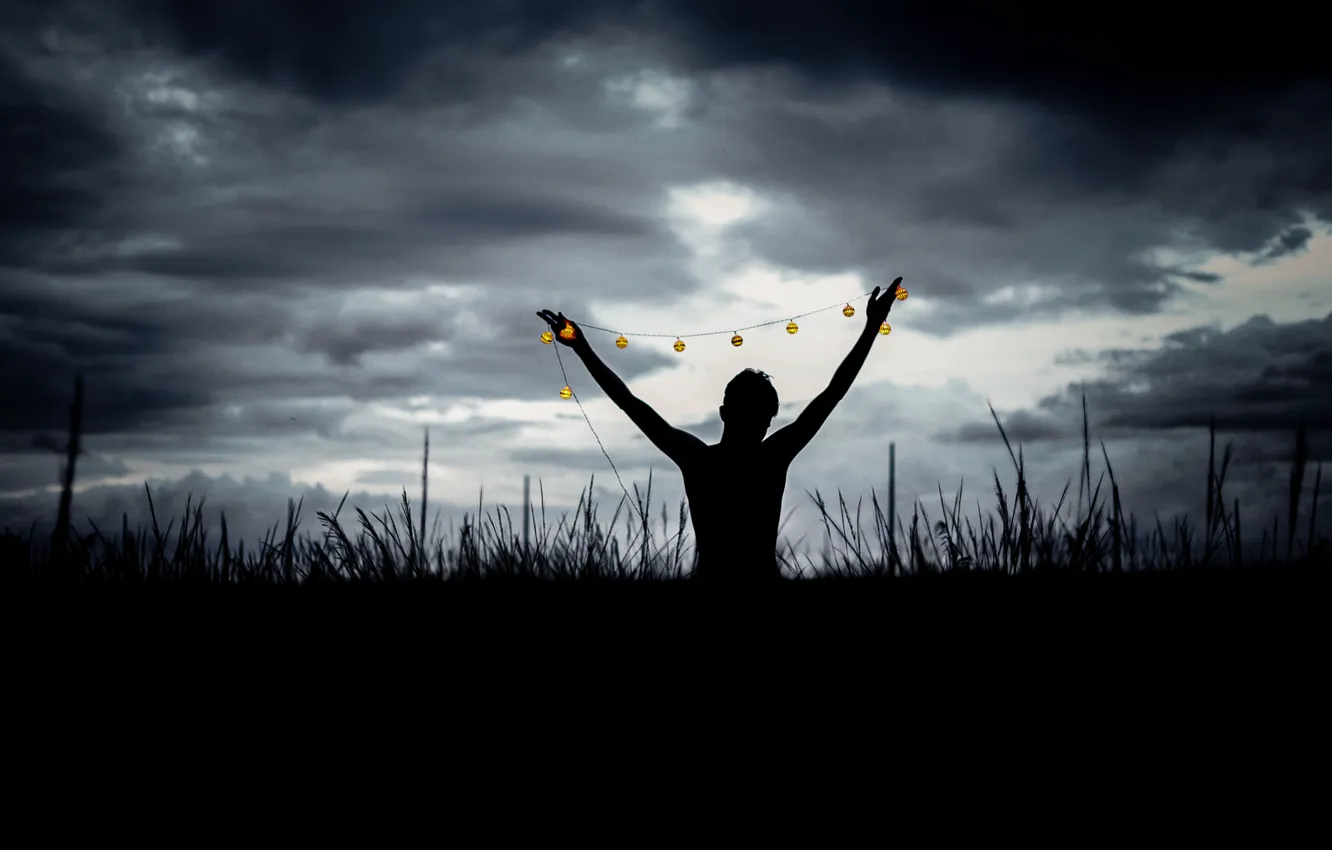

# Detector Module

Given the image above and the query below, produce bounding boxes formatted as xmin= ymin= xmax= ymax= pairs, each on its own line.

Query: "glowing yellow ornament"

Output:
xmin=786 ymin=321 xmax=798 ymax=334
xmin=731 ymin=332 xmax=743 ymax=347
xmin=843 ymin=304 xmax=855 ymax=318
xmin=895 ymin=288 xmax=908 ymax=302
xmin=541 ymin=331 xmax=553 ymax=344
xmin=879 ymin=322 xmax=891 ymax=335
xmin=559 ymin=385 xmax=572 ymax=399
xmin=559 ymin=322 xmax=576 ymax=341
xmin=615 ymin=335 xmax=628 ymax=349
xmin=673 ymin=338 xmax=685 ymax=353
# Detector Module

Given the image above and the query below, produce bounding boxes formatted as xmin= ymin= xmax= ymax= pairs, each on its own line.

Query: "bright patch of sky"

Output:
xmin=603 ymin=69 xmax=692 ymax=128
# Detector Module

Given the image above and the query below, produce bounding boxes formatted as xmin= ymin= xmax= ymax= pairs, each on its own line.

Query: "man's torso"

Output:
xmin=678 ymin=441 xmax=790 ymax=580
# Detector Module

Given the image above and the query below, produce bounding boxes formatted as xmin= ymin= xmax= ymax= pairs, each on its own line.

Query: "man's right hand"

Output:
xmin=537 ymin=309 xmax=589 ymax=353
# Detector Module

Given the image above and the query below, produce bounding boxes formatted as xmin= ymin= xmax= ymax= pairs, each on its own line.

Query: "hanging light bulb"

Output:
xmin=615 ymin=334 xmax=628 ymax=349
xmin=540 ymin=331 xmax=553 ymax=344
xmin=673 ymin=338 xmax=685 ymax=353
xmin=731 ymin=332 xmax=743 ymax=347
xmin=843 ymin=304 xmax=855 ymax=318
xmin=559 ymin=385 xmax=572 ymax=399
xmin=895 ymin=288 xmax=908 ymax=302
xmin=786 ymin=320 xmax=798 ymax=334
xmin=879 ymin=322 xmax=891 ymax=336
xmin=559 ymin=321 xmax=577 ymax=341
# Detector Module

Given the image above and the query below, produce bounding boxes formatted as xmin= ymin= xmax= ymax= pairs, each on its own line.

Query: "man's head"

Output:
xmin=720 ymin=368 xmax=778 ymax=442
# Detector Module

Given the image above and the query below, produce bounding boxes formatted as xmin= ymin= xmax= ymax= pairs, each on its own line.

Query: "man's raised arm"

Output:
xmin=765 ymin=278 xmax=902 ymax=462
xmin=537 ymin=310 xmax=705 ymax=466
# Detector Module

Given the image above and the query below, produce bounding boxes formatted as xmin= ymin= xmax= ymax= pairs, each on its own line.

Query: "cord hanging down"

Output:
xmin=550 ymin=338 xmax=632 ymax=512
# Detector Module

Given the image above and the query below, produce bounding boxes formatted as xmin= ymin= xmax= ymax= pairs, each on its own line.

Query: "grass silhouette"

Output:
xmin=2 ymin=375 xmax=1327 ymax=588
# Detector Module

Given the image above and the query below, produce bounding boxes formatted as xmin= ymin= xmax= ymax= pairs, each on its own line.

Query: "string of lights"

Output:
xmin=538 ymin=283 xmax=911 ymax=517
xmin=539 ymin=284 xmax=908 ymax=351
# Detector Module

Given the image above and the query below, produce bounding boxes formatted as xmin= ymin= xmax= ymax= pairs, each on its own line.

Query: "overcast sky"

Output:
xmin=3 ymin=0 xmax=1329 ymax=564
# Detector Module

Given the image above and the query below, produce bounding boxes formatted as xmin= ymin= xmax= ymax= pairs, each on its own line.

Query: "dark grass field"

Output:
xmin=5 ymin=381 xmax=1324 ymax=725
xmin=4 ymin=378 xmax=1327 ymax=605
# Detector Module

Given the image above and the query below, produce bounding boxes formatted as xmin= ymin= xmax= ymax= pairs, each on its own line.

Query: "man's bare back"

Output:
xmin=677 ymin=440 xmax=790 ymax=581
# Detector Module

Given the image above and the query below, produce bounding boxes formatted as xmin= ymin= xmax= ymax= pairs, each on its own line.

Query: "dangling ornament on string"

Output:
xmin=673 ymin=338 xmax=685 ymax=352
xmin=843 ymin=304 xmax=855 ymax=317
xmin=615 ymin=335 xmax=628 ymax=349
xmin=787 ymin=321 xmax=798 ymax=334
xmin=731 ymin=332 xmax=743 ymax=347
xmin=560 ymin=385 xmax=572 ymax=399
xmin=541 ymin=331 xmax=553 ymax=344
xmin=879 ymin=322 xmax=891 ymax=335
xmin=895 ymin=288 xmax=908 ymax=302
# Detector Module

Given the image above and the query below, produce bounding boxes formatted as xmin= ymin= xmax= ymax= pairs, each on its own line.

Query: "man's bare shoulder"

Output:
xmin=668 ymin=430 xmax=713 ymax=468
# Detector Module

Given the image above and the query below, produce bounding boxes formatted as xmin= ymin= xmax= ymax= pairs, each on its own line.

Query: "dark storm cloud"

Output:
xmin=120 ymin=0 xmax=453 ymax=103
xmin=655 ymin=6 xmax=1332 ymax=218
xmin=416 ymin=194 xmax=652 ymax=241
xmin=0 ymin=51 xmax=124 ymax=267
xmin=113 ymin=0 xmax=1329 ymax=103
xmin=54 ymin=194 xmax=661 ymax=287
xmin=1098 ymin=314 xmax=1332 ymax=437
xmin=0 ymin=330 xmax=215 ymax=436
xmin=105 ymin=0 xmax=1332 ymax=204
xmin=115 ymin=0 xmax=630 ymax=104
xmin=125 ymin=0 xmax=1332 ymax=145
xmin=0 ymin=450 xmax=130 ymax=495
xmin=0 ymin=273 xmax=295 ymax=436
xmin=6 ymin=0 xmax=699 ymax=296
xmin=941 ymin=411 xmax=1072 ymax=445
xmin=294 ymin=311 xmax=453 ymax=367
xmin=1052 ymin=348 xmax=1154 ymax=369
xmin=1256 ymin=226 xmax=1314 ymax=264
xmin=942 ymin=312 xmax=1332 ymax=455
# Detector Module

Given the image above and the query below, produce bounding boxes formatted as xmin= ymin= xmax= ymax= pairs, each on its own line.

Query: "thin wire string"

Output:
xmin=551 ymin=340 xmax=634 ymax=513
xmin=574 ymin=286 xmax=885 ymax=338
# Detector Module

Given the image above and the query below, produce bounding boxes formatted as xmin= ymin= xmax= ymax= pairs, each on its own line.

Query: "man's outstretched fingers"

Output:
xmin=538 ymin=309 xmax=562 ymax=330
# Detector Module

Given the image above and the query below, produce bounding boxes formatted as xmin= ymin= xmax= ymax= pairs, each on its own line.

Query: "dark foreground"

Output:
xmin=13 ymin=564 xmax=1327 ymax=635
xmin=7 ymin=561 xmax=1326 ymax=587
xmin=10 ymin=567 xmax=1326 ymax=709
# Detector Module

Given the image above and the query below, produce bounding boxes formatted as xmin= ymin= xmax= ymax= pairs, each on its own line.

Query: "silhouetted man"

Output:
xmin=539 ymin=277 xmax=902 ymax=582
